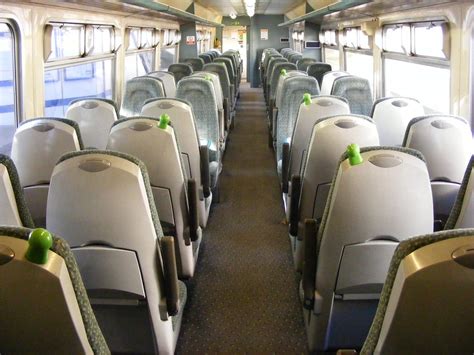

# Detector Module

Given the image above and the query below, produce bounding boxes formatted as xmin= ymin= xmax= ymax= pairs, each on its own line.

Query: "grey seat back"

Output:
xmin=148 ymin=71 xmax=177 ymax=98
xmin=198 ymin=53 xmax=212 ymax=64
xmin=168 ymin=63 xmax=193 ymax=83
xmin=275 ymin=71 xmax=307 ymax=110
xmin=307 ymin=147 xmax=433 ymax=351
xmin=275 ymin=75 xmax=319 ymax=167
xmin=288 ymin=96 xmax=350 ymax=183
xmin=269 ymin=62 xmax=297 ymax=101
xmin=107 ymin=117 xmax=200 ymax=278
xmin=298 ymin=115 xmax=379 ymax=226
xmin=192 ymin=72 xmax=226 ymax=144
xmin=307 ymin=62 xmax=332 ymax=87
xmin=280 ymin=48 xmax=291 ymax=55
xmin=203 ymin=62 xmax=232 ymax=105
xmin=66 ymin=98 xmax=118 ymax=149
xmin=0 ymin=227 xmax=109 ymax=354
xmin=141 ymin=98 xmax=212 ymax=227
xmin=266 ymin=57 xmax=287 ymax=82
xmin=296 ymin=57 xmax=317 ymax=71
xmin=263 ymin=53 xmax=282 ymax=71
xmin=214 ymin=57 xmax=236 ymax=87
xmin=183 ymin=58 xmax=205 ymax=71
xmin=176 ymin=77 xmax=220 ymax=166
xmin=120 ymin=76 xmax=165 ymax=117
xmin=47 ymin=150 xmax=186 ymax=354
xmin=289 ymin=53 xmax=303 ymax=64
xmin=331 ymin=75 xmax=373 ymax=116
xmin=0 ymin=155 xmax=34 ymax=227
xmin=320 ymin=71 xmax=350 ymax=95
xmin=371 ymin=97 xmax=424 ymax=146
xmin=403 ymin=114 xmax=473 ymax=225
xmin=11 ymin=118 xmax=83 ymax=227
xmin=361 ymin=229 xmax=474 ymax=355
xmin=284 ymin=50 xmax=296 ymax=59
xmin=445 ymin=157 xmax=474 ymax=229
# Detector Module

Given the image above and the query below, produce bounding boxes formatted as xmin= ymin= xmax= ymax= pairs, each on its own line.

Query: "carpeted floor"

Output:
xmin=176 ymin=82 xmax=307 ymax=353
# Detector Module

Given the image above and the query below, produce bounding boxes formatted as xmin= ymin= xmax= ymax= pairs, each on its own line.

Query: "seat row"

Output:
xmin=0 ymin=152 xmax=183 ymax=354
xmin=260 ymin=47 xmax=474 ymax=353
xmin=0 ymin=53 xmax=243 ymax=352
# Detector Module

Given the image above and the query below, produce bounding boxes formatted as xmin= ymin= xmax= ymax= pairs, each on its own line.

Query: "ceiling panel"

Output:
xmin=195 ymin=0 xmax=306 ymax=16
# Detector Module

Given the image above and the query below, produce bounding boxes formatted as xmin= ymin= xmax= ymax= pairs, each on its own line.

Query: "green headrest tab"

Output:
xmin=347 ymin=143 xmax=363 ymax=166
xmin=159 ymin=114 xmax=170 ymax=129
xmin=205 ymin=75 xmax=212 ymax=81
xmin=303 ymin=93 xmax=312 ymax=106
xmin=26 ymin=228 xmax=53 ymax=264
xmin=280 ymin=69 xmax=287 ymax=76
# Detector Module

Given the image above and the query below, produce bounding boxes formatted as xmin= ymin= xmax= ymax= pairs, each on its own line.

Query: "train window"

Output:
xmin=91 ymin=26 xmax=114 ymax=55
xmin=124 ymin=27 xmax=157 ymax=82
xmin=0 ymin=22 xmax=18 ymax=155
xmin=44 ymin=22 xmax=115 ymax=116
xmin=343 ymin=27 xmax=373 ymax=91
xmin=413 ymin=22 xmax=448 ymax=59
xmin=49 ymin=24 xmax=85 ymax=60
xmin=383 ymin=21 xmax=450 ymax=113
xmin=321 ymin=30 xmax=340 ymax=70
xmin=159 ymin=29 xmax=179 ymax=70
xmin=383 ymin=24 xmax=410 ymax=54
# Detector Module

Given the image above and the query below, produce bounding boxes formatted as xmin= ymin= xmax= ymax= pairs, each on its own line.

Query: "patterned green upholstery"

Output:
xmin=317 ymin=146 xmax=426 ymax=254
xmin=0 ymin=226 xmax=110 ymax=354
xmin=183 ymin=58 xmax=205 ymax=71
xmin=20 ymin=117 xmax=84 ymax=150
xmin=57 ymin=150 xmax=163 ymax=240
xmin=331 ymin=76 xmax=373 ymax=116
xmin=296 ymin=57 xmax=317 ymax=71
xmin=0 ymin=154 xmax=34 ymax=228
xmin=168 ymin=63 xmax=193 ymax=83
xmin=307 ymin=62 xmax=332 ymax=87
xmin=360 ymin=228 xmax=474 ymax=354
xmin=444 ymin=155 xmax=474 ymax=230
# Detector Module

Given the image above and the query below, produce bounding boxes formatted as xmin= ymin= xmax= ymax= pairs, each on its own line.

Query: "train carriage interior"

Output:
xmin=1 ymin=0 xmax=474 ymax=354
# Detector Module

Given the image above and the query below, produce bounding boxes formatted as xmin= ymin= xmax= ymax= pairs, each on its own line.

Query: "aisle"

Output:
xmin=176 ymin=83 xmax=306 ymax=353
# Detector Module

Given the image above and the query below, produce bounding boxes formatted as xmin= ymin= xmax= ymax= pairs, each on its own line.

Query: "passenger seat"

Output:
xmin=107 ymin=115 xmax=202 ymax=278
xmin=0 ymin=154 xmax=34 ymax=227
xmin=302 ymin=146 xmax=433 ymax=352
xmin=0 ymin=226 xmax=109 ymax=354
xmin=403 ymin=114 xmax=473 ymax=229
xmin=47 ymin=150 xmax=187 ymax=354
xmin=141 ymin=98 xmax=212 ymax=227
xmin=11 ymin=117 xmax=83 ymax=227
xmin=66 ymin=98 xmax=118 ymax=149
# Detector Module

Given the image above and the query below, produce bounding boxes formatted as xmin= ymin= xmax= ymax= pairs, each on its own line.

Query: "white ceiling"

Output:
xmin=195 ymin=0 xmax=306 ymax=16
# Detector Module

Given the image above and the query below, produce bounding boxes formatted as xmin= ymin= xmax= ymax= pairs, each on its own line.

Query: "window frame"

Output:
xmin=382 ymin=20 xmax=450 ymax=98
xmin=321 ymin=29 xmax=340 ymax=64
xmin=43 ymin=21 xmax=117 ymax=116
xmin=0 ymin=18 xmax=22 ymax=129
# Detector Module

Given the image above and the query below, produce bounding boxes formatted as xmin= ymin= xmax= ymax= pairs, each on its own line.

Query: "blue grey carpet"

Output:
xmin=176 ymin=83 xmax=307 ymax=353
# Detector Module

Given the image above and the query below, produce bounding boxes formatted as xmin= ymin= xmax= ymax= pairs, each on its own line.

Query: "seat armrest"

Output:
xmin=289 ymin=174 xmax=301 ymax=236
xmin=223 ymin=98 xmax=230 ymax=131
xmin=199 ymin=145 xmax=211 ymax=198
xmin=187 ymin=178 xmax=199 ymax=242
xmin=282 ymin=143 xmax=290 ymax=193
xmin=303 ymin=218 xmax=318 ymax=310
xmin=160 ymin=236 xmax=179 ymax=316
